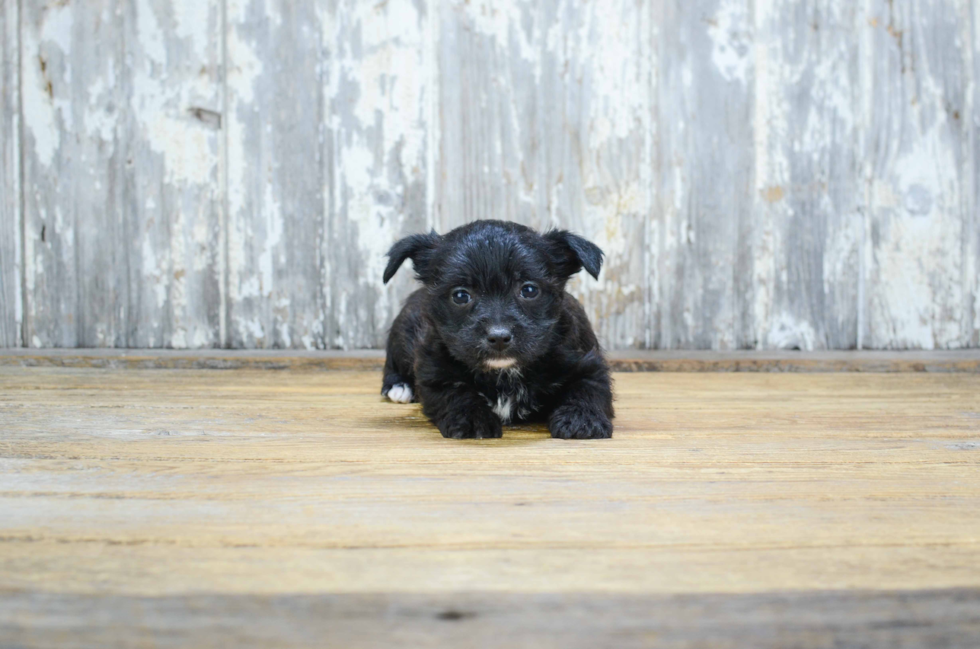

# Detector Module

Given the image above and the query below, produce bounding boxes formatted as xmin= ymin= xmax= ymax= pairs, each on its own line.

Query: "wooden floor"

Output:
xmin=1 ymin=366 xmax=979 ymax=647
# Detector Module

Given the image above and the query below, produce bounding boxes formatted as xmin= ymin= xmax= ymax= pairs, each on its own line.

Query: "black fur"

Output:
xmin=382 ymin=220 xmax=614 ymax=440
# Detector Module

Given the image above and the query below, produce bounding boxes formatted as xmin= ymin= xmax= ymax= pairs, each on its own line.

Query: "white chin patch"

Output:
xmin=386 ymin=383 xmax=414 ymax=403
xmin=485 ymin=358 xmax=517 ymax=370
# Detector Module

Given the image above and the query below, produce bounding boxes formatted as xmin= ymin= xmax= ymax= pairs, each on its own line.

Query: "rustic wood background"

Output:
xmin=1 ymin=0 xmax=977 ymax=350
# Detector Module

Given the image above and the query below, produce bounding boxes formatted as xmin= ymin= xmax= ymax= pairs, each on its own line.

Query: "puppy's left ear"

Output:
xmin=383 ymin=231 xmax=441 ymax=284
xmin=543 ymin=230 xmax=604 ymax=280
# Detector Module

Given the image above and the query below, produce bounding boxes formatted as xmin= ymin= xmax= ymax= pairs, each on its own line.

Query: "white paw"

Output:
xmin=386 ymin=383 xmax=414 ymax=403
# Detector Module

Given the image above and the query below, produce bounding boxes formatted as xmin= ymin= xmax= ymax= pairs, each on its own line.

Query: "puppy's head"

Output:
xmin=384 ymin=220 xmax=603 ymax=373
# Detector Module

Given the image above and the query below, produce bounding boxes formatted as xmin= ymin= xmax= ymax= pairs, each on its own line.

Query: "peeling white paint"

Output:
xmin=324 ymin=0 xmax=429 ymax=348
xmin=22 ymin=3 xmax=74 ymax=168
xmin=136 ymin=1 xmax=166 ymax=65
xmin=224 ymin=5 xmax=267 ymax=347
xmin=868 ymin=29 xmax=966 ymax=350
xmin=1 ymin=0 xmax=22 ymax=346
xmin=767 ymin=313 xmax=818 ymax=350
xmin=573 ymin=2 xmax=645 ymax=147
xmin=463 ymin=0 xmax=535 ymax=63
xmin=132 ymin=0 xmax=217 ymax=187
xmin=225 ymin=28 xmax=261 ymax=218
xmin=871 ymin=129 xmax=963 ymax=348
xmin=226 ymin=27 xmax=263 ymax=107
xmin=82 ymin=65 xmax=117 ymax=141
xmin=752 ymin=0 xmax=776 ymax=349
xmin=173 ymin=1 xmax=213 ymax=54
xmin=239 ymin=317 xmax=265 ymax=344
xmin=708 ymin=0 xmax=752 ymax=85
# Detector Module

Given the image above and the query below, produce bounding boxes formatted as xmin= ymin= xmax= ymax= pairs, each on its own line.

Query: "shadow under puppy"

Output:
xmin=382 ymin=220 xmax=614 ymax=440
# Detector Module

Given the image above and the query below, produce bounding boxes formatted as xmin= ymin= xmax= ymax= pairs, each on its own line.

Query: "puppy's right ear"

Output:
xmin=383 ymin=231 xmax=441 ymax=284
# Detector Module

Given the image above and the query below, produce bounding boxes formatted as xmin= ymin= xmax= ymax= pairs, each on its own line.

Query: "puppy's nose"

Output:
xmin=486 ymin=326 xmax=513 ymax=351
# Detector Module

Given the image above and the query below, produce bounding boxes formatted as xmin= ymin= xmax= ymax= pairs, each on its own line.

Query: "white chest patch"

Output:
xmin=492 ymin=397 xmax=514 ymax=424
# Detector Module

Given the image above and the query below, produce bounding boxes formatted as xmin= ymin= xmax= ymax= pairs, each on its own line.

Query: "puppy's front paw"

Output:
xmin=384 ymin=383 xmax=414 ymax=403
xmin=549 ymin=406 xmax=613 ymax=440
xmin=438 ymin=409 xmax=503 ymax=440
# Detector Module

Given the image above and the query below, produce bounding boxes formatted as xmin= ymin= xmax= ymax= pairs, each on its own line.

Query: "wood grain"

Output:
xmin=1 ymin=367 xmax=979 ymax=645
xmin=0 ymin=0 xmax=20 ymax=347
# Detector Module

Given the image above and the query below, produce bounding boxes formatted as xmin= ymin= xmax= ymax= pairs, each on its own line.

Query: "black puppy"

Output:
xmin=381 ymin=220 xmax=613 ymax=440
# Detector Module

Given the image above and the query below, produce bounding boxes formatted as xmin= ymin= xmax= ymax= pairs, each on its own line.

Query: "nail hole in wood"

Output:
xmin=188 ymin=107 xmax=222 ymax=130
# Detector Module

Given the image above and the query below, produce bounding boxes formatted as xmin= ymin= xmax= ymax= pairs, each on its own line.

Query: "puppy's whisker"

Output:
xmin=495 ymin=366 xmax=523 ymax=385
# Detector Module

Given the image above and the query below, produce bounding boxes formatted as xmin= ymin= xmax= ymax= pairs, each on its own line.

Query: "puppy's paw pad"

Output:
xmin=385 ymin=383 xmax=414 ymax=403
xmin=549 ymin=407 xmax=612 ymax=440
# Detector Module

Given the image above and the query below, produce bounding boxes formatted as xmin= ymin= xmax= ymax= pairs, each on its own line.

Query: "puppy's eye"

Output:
xmin=520 ymin=284 xmax=539 ymax=300
xmin=451 ymin=289 xmax=471 ymax=305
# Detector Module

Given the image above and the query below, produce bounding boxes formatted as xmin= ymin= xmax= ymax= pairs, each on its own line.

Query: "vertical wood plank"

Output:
xmin=751 ymin=0 xmax=863 ymax=349
xmin=436 ymin=0 xmax=538 ymax=229
xmin=0 ymin=0 xmax=21 ymax=347
xmin=125 ymin=0 xmax=223 ymax=347
xmin=437 ymin=0 xmax=650 ymax=349
xmin=22 ymin=0 xmax=121 ymax=347
xmin=969 ymin=0 xmax=979 ymax=347
xmin=545 ymin=0 xmax=651 ymax=350
xmin=22 ymin=0 xmax=222 ymax=348
xmin=225 ymin=0 xmax=325 ymax=349
xmin=325 ymin=0 xmax=431 ymax=349
xmin=862 ymin=0 xmax=973 ymax=349
xmin=654 ymin=0 xmax=755 ymax=349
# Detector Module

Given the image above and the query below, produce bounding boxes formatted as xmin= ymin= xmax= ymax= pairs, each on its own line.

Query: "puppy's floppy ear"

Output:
xmin=383 ymin=231 xmax=441 ymax=284
xmin=543 ymin=229 xmax=604 ymax=280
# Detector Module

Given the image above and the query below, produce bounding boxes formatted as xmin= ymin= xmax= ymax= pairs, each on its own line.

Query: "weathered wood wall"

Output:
xmin=1 ymin=0 xmax=977 ymax=350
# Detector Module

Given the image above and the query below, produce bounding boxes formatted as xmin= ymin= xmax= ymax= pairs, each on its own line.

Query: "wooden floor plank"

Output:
xmin=1 ymin=368 xmax=979 ymax=646
xmin=3 ymin=590 xmax=979 ymax=649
